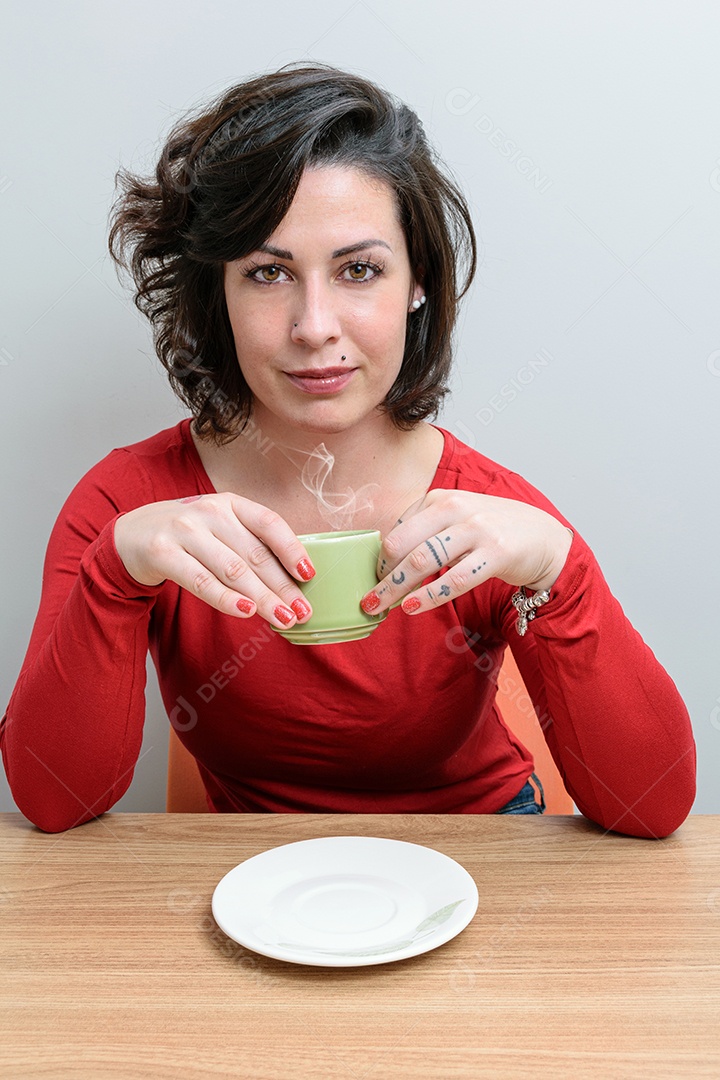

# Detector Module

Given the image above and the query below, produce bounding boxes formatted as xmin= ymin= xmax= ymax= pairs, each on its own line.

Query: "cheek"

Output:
xmin=351 ymin=296 xmax=409 ymax=356
xmin=228 ymin=302 xmax=283 ymax=357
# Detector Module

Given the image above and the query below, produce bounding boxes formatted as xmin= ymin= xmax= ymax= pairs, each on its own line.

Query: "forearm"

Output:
xmin=1 ymin=521 xmax=161 ymax=832
xmin=509 ymin=539 xmax=696 ymax=838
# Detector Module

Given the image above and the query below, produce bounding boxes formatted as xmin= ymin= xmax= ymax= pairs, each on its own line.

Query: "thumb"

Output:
xmin=376 ymin=493 xmax=430 ymax=577
xmin=395 ymin=492 xmax=429 ymax=528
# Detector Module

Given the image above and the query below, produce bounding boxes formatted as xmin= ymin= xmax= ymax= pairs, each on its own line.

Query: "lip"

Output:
xmin=285 ymin=367 xmax=357 ymax=395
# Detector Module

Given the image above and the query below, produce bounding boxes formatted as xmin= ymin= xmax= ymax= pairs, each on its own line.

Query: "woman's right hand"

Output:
xmin=113 ymin=493 xmax=316 ymax=629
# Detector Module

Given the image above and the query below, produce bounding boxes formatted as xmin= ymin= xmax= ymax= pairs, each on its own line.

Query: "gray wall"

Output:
xmin=2 ymin=0 xmax=718 ymax=813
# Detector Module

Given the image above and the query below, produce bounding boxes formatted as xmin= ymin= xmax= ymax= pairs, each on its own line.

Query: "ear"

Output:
xmin=408 ymin=271 xmax=426 ymax=312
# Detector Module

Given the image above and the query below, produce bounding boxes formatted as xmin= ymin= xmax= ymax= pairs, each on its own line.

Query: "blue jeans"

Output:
xmin=496 ymin=773 xmax=546 ymax=814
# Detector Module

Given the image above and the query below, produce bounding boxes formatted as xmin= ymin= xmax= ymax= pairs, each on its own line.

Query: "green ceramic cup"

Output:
xmin=273 ymin=529 xmax=388 ymax=645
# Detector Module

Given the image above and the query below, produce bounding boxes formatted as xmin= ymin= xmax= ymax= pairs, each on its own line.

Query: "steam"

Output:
xmin=299 ymin=443 xmax=378 ymax=530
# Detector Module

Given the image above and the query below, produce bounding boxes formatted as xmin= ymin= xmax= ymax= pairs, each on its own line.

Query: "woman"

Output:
xmin=1 ymin=64 xmax=695 ymax=835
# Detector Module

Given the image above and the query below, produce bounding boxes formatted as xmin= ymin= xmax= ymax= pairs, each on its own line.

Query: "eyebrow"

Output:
xmin=256 ymin=239 xmax=393 ymax=260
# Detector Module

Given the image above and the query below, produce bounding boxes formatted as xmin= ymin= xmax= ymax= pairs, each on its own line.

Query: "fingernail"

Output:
xmin=236 ymin=598 xmax=254 ymax=614
xmin=401 ymin=597 xmax=422 ymax=614
xmin=296 ymin=558 xmax=315 ymax=581
xmin=273 ymin=604 xmax=296 ymax=626
xmin=290 ymin=597 xmax=312 ymax=621
xmin=360 ymin=591 xmax=381 ymax=614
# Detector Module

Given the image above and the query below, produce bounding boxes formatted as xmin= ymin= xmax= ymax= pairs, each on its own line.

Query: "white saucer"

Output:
xmin=211 ymin=835 xmax=478 ymax=967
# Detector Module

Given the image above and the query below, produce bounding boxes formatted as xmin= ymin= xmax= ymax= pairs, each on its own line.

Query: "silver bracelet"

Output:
xmin=511 ymin=585 xmax=550 ymax=636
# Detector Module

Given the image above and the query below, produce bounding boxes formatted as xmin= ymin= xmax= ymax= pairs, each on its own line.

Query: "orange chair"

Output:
xmin=166 ymin=726 xmax=209 ymax=813
xmin=166 ymin=650 xmax=573 ymax=814
xmin=493 ymin=649 xmax=574 ymax=814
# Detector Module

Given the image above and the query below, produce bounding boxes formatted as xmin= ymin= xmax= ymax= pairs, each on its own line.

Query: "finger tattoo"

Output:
xmin=425 ymin=539 xmax=443 ymax=569
xmin=471 ymin=562 xmax=487 ymax=574
xmin=391 ymin=571 xmax=406 ymax=585
xmin=435 ymin=534 xmax=451 ymax=561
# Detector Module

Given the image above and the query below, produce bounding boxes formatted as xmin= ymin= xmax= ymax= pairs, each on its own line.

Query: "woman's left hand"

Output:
xmin=360 ymin=489 xmax=573 ymax=616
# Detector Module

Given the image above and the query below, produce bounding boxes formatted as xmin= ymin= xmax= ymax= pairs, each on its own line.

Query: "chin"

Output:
xmin=288 ymin=400 xmax=388 ymax=438
xmin=293 ymin=414 xmax=361 ymax=438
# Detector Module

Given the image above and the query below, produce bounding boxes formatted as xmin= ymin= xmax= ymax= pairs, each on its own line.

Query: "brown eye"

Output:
xmin=347 ymin=262 xmax=370 ymax=281
xmin=246 ymin=263 xmax=289 ymax=284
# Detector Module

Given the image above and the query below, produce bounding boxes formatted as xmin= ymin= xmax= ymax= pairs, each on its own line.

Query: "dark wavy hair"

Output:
xmin=108 ymin=63 xmax=477 ymax=442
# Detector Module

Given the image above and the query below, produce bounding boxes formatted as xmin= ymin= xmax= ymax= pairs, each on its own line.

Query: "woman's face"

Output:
xmin=223 ymin=165 xmax=424 ymax=440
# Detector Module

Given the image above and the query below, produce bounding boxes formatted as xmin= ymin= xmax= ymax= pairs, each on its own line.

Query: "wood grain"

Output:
xmin=1 ymin=813 xmax=718 ymax=1079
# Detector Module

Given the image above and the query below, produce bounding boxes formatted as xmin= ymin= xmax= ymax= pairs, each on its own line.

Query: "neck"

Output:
xmin=190 ymin=409 xmax=443 ymax=536
xmin=229 ymin=409 xmax=410 ymax=496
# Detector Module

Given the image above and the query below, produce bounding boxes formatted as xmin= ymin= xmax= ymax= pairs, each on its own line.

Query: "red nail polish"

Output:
xmin=290 ymin=597 xmax=312 ymax=621
xmin=236 ymin=598 xmax=254 ymax=614
xmin=273 ymin=604 xmax=296 ymax=626
xmin=360 ymin=591 xmax=381 ymax=614
xmin=297 ymin=558 xmax=315 ymax=581
xmin=402 ymin=597 xmax=422 ymax=614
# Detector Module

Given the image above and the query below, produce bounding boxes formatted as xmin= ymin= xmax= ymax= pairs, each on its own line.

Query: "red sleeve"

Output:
xmin=0 ymin=451 xmax=164 ymax=833
xmin=491 ymin=472 xmax=696 ymax=839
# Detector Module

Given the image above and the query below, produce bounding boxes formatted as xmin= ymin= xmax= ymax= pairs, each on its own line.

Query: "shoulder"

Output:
xmin=112 ymin=419 xmax=192 ymax=476
xmin=51 ymin=420 xmax=198 ymax=543
xmin=432 ymin=426 xmax=565 ymax=518
xmin=72 ymin=419 xmax=198 ymax=506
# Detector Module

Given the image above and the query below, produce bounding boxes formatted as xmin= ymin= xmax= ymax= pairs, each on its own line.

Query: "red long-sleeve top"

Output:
xmin=1 ymin=421 xmax=696 ymax=836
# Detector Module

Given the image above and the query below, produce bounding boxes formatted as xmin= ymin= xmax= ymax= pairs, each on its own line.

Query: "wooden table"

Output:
xmin=1 ymin=812 xmax=718 ymax=1079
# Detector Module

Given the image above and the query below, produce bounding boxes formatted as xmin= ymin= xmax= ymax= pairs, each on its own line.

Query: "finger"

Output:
xmin=367 ymin=524 xmax=494 ymax=614
xmin=363 ymin=527 xmax=473 ymax=615
xmin=197 ymin=517 xmax=315 ymax=623
xmin=377 ymin=494 xmax=432 ymax=578
xmin=167 ymin=532 xmax=311 ymax=629
xmin=398 ymin=552 xmax=493 ymax=615
xmin=173 ymin=496 xmax=316 ymax=623
xmin=227 ymin=495 xmax=316 ymax=582
xmin=378 ymin=494 xmax=462 ymax=576
xmin=394 ymin=493 xmax=429 ymax=526
xmin=164 ymin=547 xmax=259 ymax=619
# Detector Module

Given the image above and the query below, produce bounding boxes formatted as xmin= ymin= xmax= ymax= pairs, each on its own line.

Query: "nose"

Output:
xmin=290 ymin=278 xmax=342 ymax=350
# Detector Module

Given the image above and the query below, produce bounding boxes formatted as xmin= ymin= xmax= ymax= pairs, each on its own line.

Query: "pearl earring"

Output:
xmin=411 ymin=295 xmax=427 ymax=311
